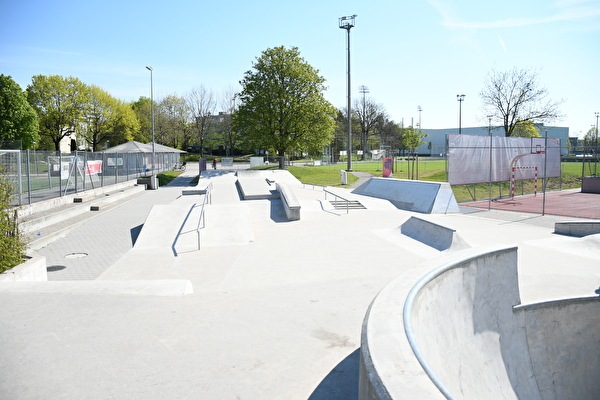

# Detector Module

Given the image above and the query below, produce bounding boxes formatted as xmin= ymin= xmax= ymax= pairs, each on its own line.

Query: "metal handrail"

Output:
xmin=195 ymin=181 xmax=213 ymax=249
xmin=323 ymin=188 xmax=351 ymax=214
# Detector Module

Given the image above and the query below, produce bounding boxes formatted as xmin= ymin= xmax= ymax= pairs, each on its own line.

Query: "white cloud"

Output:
xmin=427 ymin=0 xmax=600 ymax=29
xmin=498 ymin=36 xmax=507 ymax=52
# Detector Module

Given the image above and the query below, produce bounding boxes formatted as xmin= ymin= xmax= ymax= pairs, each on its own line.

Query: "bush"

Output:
xmin=0 ymin=169 xmax=26 ymax=273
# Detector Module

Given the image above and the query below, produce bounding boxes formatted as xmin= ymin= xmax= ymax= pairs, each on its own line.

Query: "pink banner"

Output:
xmin=383 ymin=157 xmax=393 ymax=178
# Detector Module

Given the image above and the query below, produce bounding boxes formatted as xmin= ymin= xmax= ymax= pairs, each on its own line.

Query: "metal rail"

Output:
xmin=195 ymin=181 xmax=213 ymax=250
xmin=323 ymin=188 xmax=352 ymax=214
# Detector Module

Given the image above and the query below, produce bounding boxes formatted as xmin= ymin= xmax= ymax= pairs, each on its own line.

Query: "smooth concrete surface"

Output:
xmin=400 ymin=216 xmax=471 ymax=251
xmin=352 ymin=177 xmax=460 ymax=214
xmin=554 ymin=220 xmax=600 ymax=237
xmin=276 ymin=181 xmax=301 ymax=221
xmin=360 ymin=246 xmax=600 ymax=399
xmin=1 ymin=162 xmax=598 ymax=399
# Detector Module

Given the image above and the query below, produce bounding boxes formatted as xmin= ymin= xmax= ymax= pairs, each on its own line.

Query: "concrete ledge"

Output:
xmin=0 ymin=279 xmax=193 ymax=295
xmin=400 ymin=216 xmax=470 ymax=251
xmin=0 ymin=253 xmax=47 ymax=282
xmin=352 ymin=178 xmax=459 ymax=214
xmin=555 ymin=220 xmax=600 ymax=237
xmin=276 ymin=182 xmax=300 ymax=221
xmin=236 ymin=171 xmax=278 ymax=200
xmin=16 ymin=179 xmax=143 ymax=219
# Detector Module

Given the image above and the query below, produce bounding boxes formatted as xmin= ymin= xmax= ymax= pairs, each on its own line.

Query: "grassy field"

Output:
xmin=281 ymin=160 xmax=585 ymax=203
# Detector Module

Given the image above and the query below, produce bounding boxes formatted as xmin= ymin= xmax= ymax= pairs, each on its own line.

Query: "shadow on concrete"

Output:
xmin=308 ymin=349 xmax=359 ymax=400
xmin=130 ymin=224 xmax=143 ymax=246
xmin=268 ymin=198 xmax=290 ymax=223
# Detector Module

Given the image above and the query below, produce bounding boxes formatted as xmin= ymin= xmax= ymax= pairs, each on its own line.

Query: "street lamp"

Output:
xmin=417 ymin=105 xmax=422 ymax=128
xmin=457 ymin=94 xmax=465 ymax=134
xmin=145 ymin=66 xmax=155 ymax=171
xmin=339 ymin=14 xmax=356 ymax=172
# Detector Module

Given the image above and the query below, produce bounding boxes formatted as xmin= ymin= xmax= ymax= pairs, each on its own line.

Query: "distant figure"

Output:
xmin=212 ymin=158 xmax=217 ymax=170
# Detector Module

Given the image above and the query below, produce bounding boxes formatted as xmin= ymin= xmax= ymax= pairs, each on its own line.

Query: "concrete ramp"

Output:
xmin=400 ymin=216 xmax=470 ymax=251
xmin=352 ymin=177 xmax=459 ymax=214
xmin=359 ymin=246 xmax=600 ymax=400
xmin=133 ymin=203 xmax=195 ymax=249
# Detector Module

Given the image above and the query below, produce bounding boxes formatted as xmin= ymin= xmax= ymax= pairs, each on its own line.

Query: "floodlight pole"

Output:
xmin=457 ymin=94 xmax=465 ymax=134
xmin=340 ymin=15 xmax=356 ymax=172
xmin=146 ymin=66 xmax=155 ymax=172
xmin=488 ymin=115 xmax=493 ymax=210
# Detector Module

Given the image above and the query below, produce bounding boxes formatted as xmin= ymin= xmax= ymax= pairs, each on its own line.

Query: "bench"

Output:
xmin=276 ymin=182 xmax=300 ymax=221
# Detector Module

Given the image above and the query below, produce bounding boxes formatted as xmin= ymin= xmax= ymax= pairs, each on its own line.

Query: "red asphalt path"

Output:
xmin=462 ymin=188 xmax=600 ymax=219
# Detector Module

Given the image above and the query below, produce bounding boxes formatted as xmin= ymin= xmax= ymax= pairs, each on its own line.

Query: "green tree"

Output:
xmin=480 ymin=67 xmax=563 ymax=137
xmin=583 ymin=126 xmax=598 ymax=149
xmin=233 ymin=46 xmax=337 ymax=162
xmin=131 ymin=96 xmax=152 ymax=143
xmin=26 ymin=75 xmax=91 ymax=151
xmin=0 ymin=75 xmax=39 ymax=149
xmin=402 ymin=126 xmax=427 ymax=153
xmin=0 ymin=168 xmax=25 ymax=273
xmin=512 ymin=120 xmax=541 ymax=138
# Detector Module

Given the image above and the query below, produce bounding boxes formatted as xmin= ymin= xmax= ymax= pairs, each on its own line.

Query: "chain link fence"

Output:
xmin=0 ymin=150 xmax=181 ymax=206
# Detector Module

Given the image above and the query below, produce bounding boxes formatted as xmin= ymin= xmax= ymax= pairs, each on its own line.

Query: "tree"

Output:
xmin=155 ymin=94 xmax=189 ymax=149
xmin=512 ymin=120 xmax=540 ymax=138
xmin=131 ymin=96 xmax=152 ymax=143
xmin=402 ymin=126 xmax=427 ymax=153
xmin=582 ymin=126 xmax=598 ymax=149
xmin=480 ymin=67 xmax=563 ymax=137
xmin=26 ymin=75 xmax=90 ymax=151
xmin=80 ymin=86 xmax=139 ymax=151
xmin=187 ymin=86 xmax=216 ymax=155
xmin=233 ymin=46 xmax=337 ymax=162
xmin=220 ymin=87 xmax=241 ymax=156
xmin=0 ymin=75 xmax=39 ymax=149
xmin=354 ymin=95 xmax=387 ymax=160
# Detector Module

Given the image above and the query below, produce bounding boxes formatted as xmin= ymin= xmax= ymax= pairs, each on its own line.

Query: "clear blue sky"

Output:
xmin=1 ymin=0 xmax=599 ymax=138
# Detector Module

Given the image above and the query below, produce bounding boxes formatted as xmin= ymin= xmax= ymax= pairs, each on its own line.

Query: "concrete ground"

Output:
xmin=0 ymin=161 xmax=598 ymax=399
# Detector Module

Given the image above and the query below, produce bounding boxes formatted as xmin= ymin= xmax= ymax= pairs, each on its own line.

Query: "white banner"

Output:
xmin=448 ymin=134 xmax=561 ymax=185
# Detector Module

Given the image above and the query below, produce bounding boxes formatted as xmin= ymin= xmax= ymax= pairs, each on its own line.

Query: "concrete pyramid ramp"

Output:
xmin=400 ymin=216 xmax=470 ymax=251
xmin=352 ymin=177 xmax=459 ymax=214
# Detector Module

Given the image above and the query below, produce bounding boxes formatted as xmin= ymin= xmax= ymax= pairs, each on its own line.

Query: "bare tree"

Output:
xmin=220 ymin=86 xmax=239 ymax=156
xmin=480 ymin=67 xmax=563 ymax=137
xmin=354 ymin=96 xmax=387 ymax=159
xmin=187 ymin=86 xmax=216 ymax=155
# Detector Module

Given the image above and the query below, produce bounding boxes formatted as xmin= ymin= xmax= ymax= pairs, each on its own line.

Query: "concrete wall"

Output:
xmin=359 ymin=246 xmax=600 ymax=399
xmin=0 ymin=254 xmax=47 ymax=282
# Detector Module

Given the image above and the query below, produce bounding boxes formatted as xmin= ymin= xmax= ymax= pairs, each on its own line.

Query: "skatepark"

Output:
xmin=0 ymin=160 xmax=599 ymax=399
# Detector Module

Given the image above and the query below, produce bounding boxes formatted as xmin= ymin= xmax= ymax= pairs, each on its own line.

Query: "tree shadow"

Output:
xmin=308 ymin=349 xmax=359 ymax=400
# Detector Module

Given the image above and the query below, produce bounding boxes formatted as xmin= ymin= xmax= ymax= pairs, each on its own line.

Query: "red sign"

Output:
xmin=383 ymin=157 xmax=393 ymax=178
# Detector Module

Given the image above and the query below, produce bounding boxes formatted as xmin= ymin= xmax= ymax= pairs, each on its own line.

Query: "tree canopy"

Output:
xmin=512 ymin=120 xmax=540 ymax=138
xmin=0 ymin=75 xmax=39 ymax=149
xmin=26 ymin=75 xmax=90 ymax=151
xmin=233 ymin=46 xmax=337 ymax=159
xmin=480 ymin=67 xmax=563 ymax=137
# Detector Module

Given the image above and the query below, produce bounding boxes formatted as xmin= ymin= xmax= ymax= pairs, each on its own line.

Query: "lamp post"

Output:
xmin=145 ymin=66 xmax=155 ymax=172
xmin=488 ymin=115 xmax=493 ymax=210
xmin=339 ymin=14 xmax=356 ymax=172
xmin=457 ymin=94 xmax=465 ymax=134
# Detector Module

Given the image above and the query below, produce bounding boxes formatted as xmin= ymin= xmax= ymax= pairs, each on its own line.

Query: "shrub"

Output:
xmin=0 ymin=169 xmax=26 ymax=273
